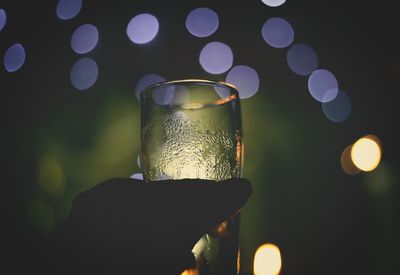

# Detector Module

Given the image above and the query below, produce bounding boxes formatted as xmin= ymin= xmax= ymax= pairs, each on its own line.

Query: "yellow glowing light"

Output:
xmin=181 ymin=268 xmax=197 ymax=275
xmin=181 ymin=103 xmax=204 ymax=110
xmin=254 ymin=243 xmax=282 ymax=275
xmin=351 ymin=136 xmax=382 ymax=172
xmin=340 ymin=145 xmax=361 ymax=175
xmin=38 ymin=157 xmax=65 ymax=197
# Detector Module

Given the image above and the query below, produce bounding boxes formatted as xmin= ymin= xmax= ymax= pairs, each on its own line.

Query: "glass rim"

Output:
xmin=140 ymin=79 xmax=240 ymax=107
xmin=141 ymin=78 xmax=239 ymax=95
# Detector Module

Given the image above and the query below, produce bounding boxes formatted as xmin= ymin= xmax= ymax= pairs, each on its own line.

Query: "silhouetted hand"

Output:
xmin=44 ymin=178 xmax=252 ymax=275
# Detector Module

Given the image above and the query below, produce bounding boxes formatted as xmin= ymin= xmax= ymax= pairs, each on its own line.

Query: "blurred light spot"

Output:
xmin=135 ymin=73 xmax=166 ymax=101
xmin=322 ymin=90 xmax=351 ymax=122
xmin=29 ymin=200 xmax=55 ymax=235
xmin=308 ymin=69 xmax=338 ymax=102
xmin=56 ymin=0 xmax=82 ymax=20
xmin=181 ymin=269 xmax=197 ymax=275
xmin=71 ymin=24 xmax=99 ymax=54
xmin=38 ymin=157 xmax=65 ymax=197
xmin=130 ymin=173 xmax=144 ymax=180
xmin=94 ymin=115 xmax=136 ymax=165
xmin=181 ymin=103 xmax=204 ymax=110
xmin=367 ymin=134 xmax=382 ymax=145
xmin=261 ymin=0 xmax=286 ymax=7
xmin=340 ymin=145 xmax=361 ymax=175
xmin=212 ymin=220 xmax=229 ymax=237
xmin=254 ymin=243 xmax=282 ymax=275
xmin=152 ymin=84 xmax=177 ymax=105
xmin=365 ymin=162 xmax=393 ymax=195
xmin=0 ymin=9 xmax=6 ymax=31
xmin=4 ymin=43 xmax=26 ymax=72
xmin=199 ymin=41 xmax=233 ymax=74
xmin=262 ymin=18 xmax=294 ymax=48
xmin=237 ymin=248 xmax=241 ymax=274
xmin=170 ymin=85 xmax=191 ymax=105
xmin=137 ymin=154 xmax=141 ymax=168
xmin=70 ymin=57 xmax=98 ymax=90
xmin=226 ymin=65 xmax=260 ymax=99
xmin=186 ymin=7 xmax=219 ymax=38
xmin=127 ymin=13 xmax=159 ymax=44
xmin=141 ymin=84 xmax=188 ymax=106
xmin=287 ymin=43 xmax=318 ymax=76
xmin=351 ymin=136 xmax=382 ymax=172
xmin=241 ymin=141 xmax=245 ymax=168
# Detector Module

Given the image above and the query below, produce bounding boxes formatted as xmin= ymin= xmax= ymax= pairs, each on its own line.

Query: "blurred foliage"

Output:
xmin=32 ymin=92 xmax=140 ymax=226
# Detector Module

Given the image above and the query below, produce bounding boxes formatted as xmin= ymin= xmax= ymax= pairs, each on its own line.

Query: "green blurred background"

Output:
xmin=1 ymin=0 xmax=399 ymax=274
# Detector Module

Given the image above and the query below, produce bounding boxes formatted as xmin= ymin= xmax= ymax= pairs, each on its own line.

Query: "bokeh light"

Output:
xmin=308 ymin=69 xmax=338 ymax=102
xmin=29 ymin=200 xmax=55 ymax=235
xmin=127 ymin=13 xmax=159 ymax=44
xmin=322 ymin=90 xmax=351 ymax=122
xmin=181 ymin=269 xmax=197 ymax=275
xmin=254 ymin=243 xmax=282 ymax=275
xmin=186 ymin=7 xmax=219 ymax=38
xmin=71 ymin=24 xmax=99 ymax=54
xmin=226 ymin=65 xmax=260 ymax=99
xmin=153 ymin=85 xmax=178 ymax=105
xmin=137 ymin=154 xmax=141 ymax=168
xmin=340 ymin=145 xmax=361 ymax=175
xmin=287 ymin=43 xmax=318 ymax=76
xmin=135 ymin=73 xmax=166 ymax=101
xmin=351 ymin=136 xmax=382 ymax=172
xmin=0 ymin=9 xmax=6 ymax=31
xmin=56 ymin=0 xmax=82 ymax=20
xmin=365 ymin=161 xmax=393 ymax=195
xmin=199 ymin=41 xmax=233 ymax=74
xmin=70 ymin=57 xmax=98 ymax=90
xmin=93 ymin=115 xmax=137 ymax=166
xmin=261 ymin=17 xmax=294 ymax=48
xmin=38 ymin=157 xmax=65 ymax=197
xmin=261 ymin=0 xmax=286 ymax=7
xmin=130 ymin=173 xmax=144 ymax=180
xmin=4 ymin=43 xmax=26 ymax=72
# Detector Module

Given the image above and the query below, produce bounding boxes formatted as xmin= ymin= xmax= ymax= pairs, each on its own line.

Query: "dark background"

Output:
xmin=1 ymin=0 xmax=399 ymax=274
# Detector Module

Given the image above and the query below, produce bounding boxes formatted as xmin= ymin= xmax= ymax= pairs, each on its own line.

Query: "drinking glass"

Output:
xmin=140 ymin=79 xmax=243 ymax=274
